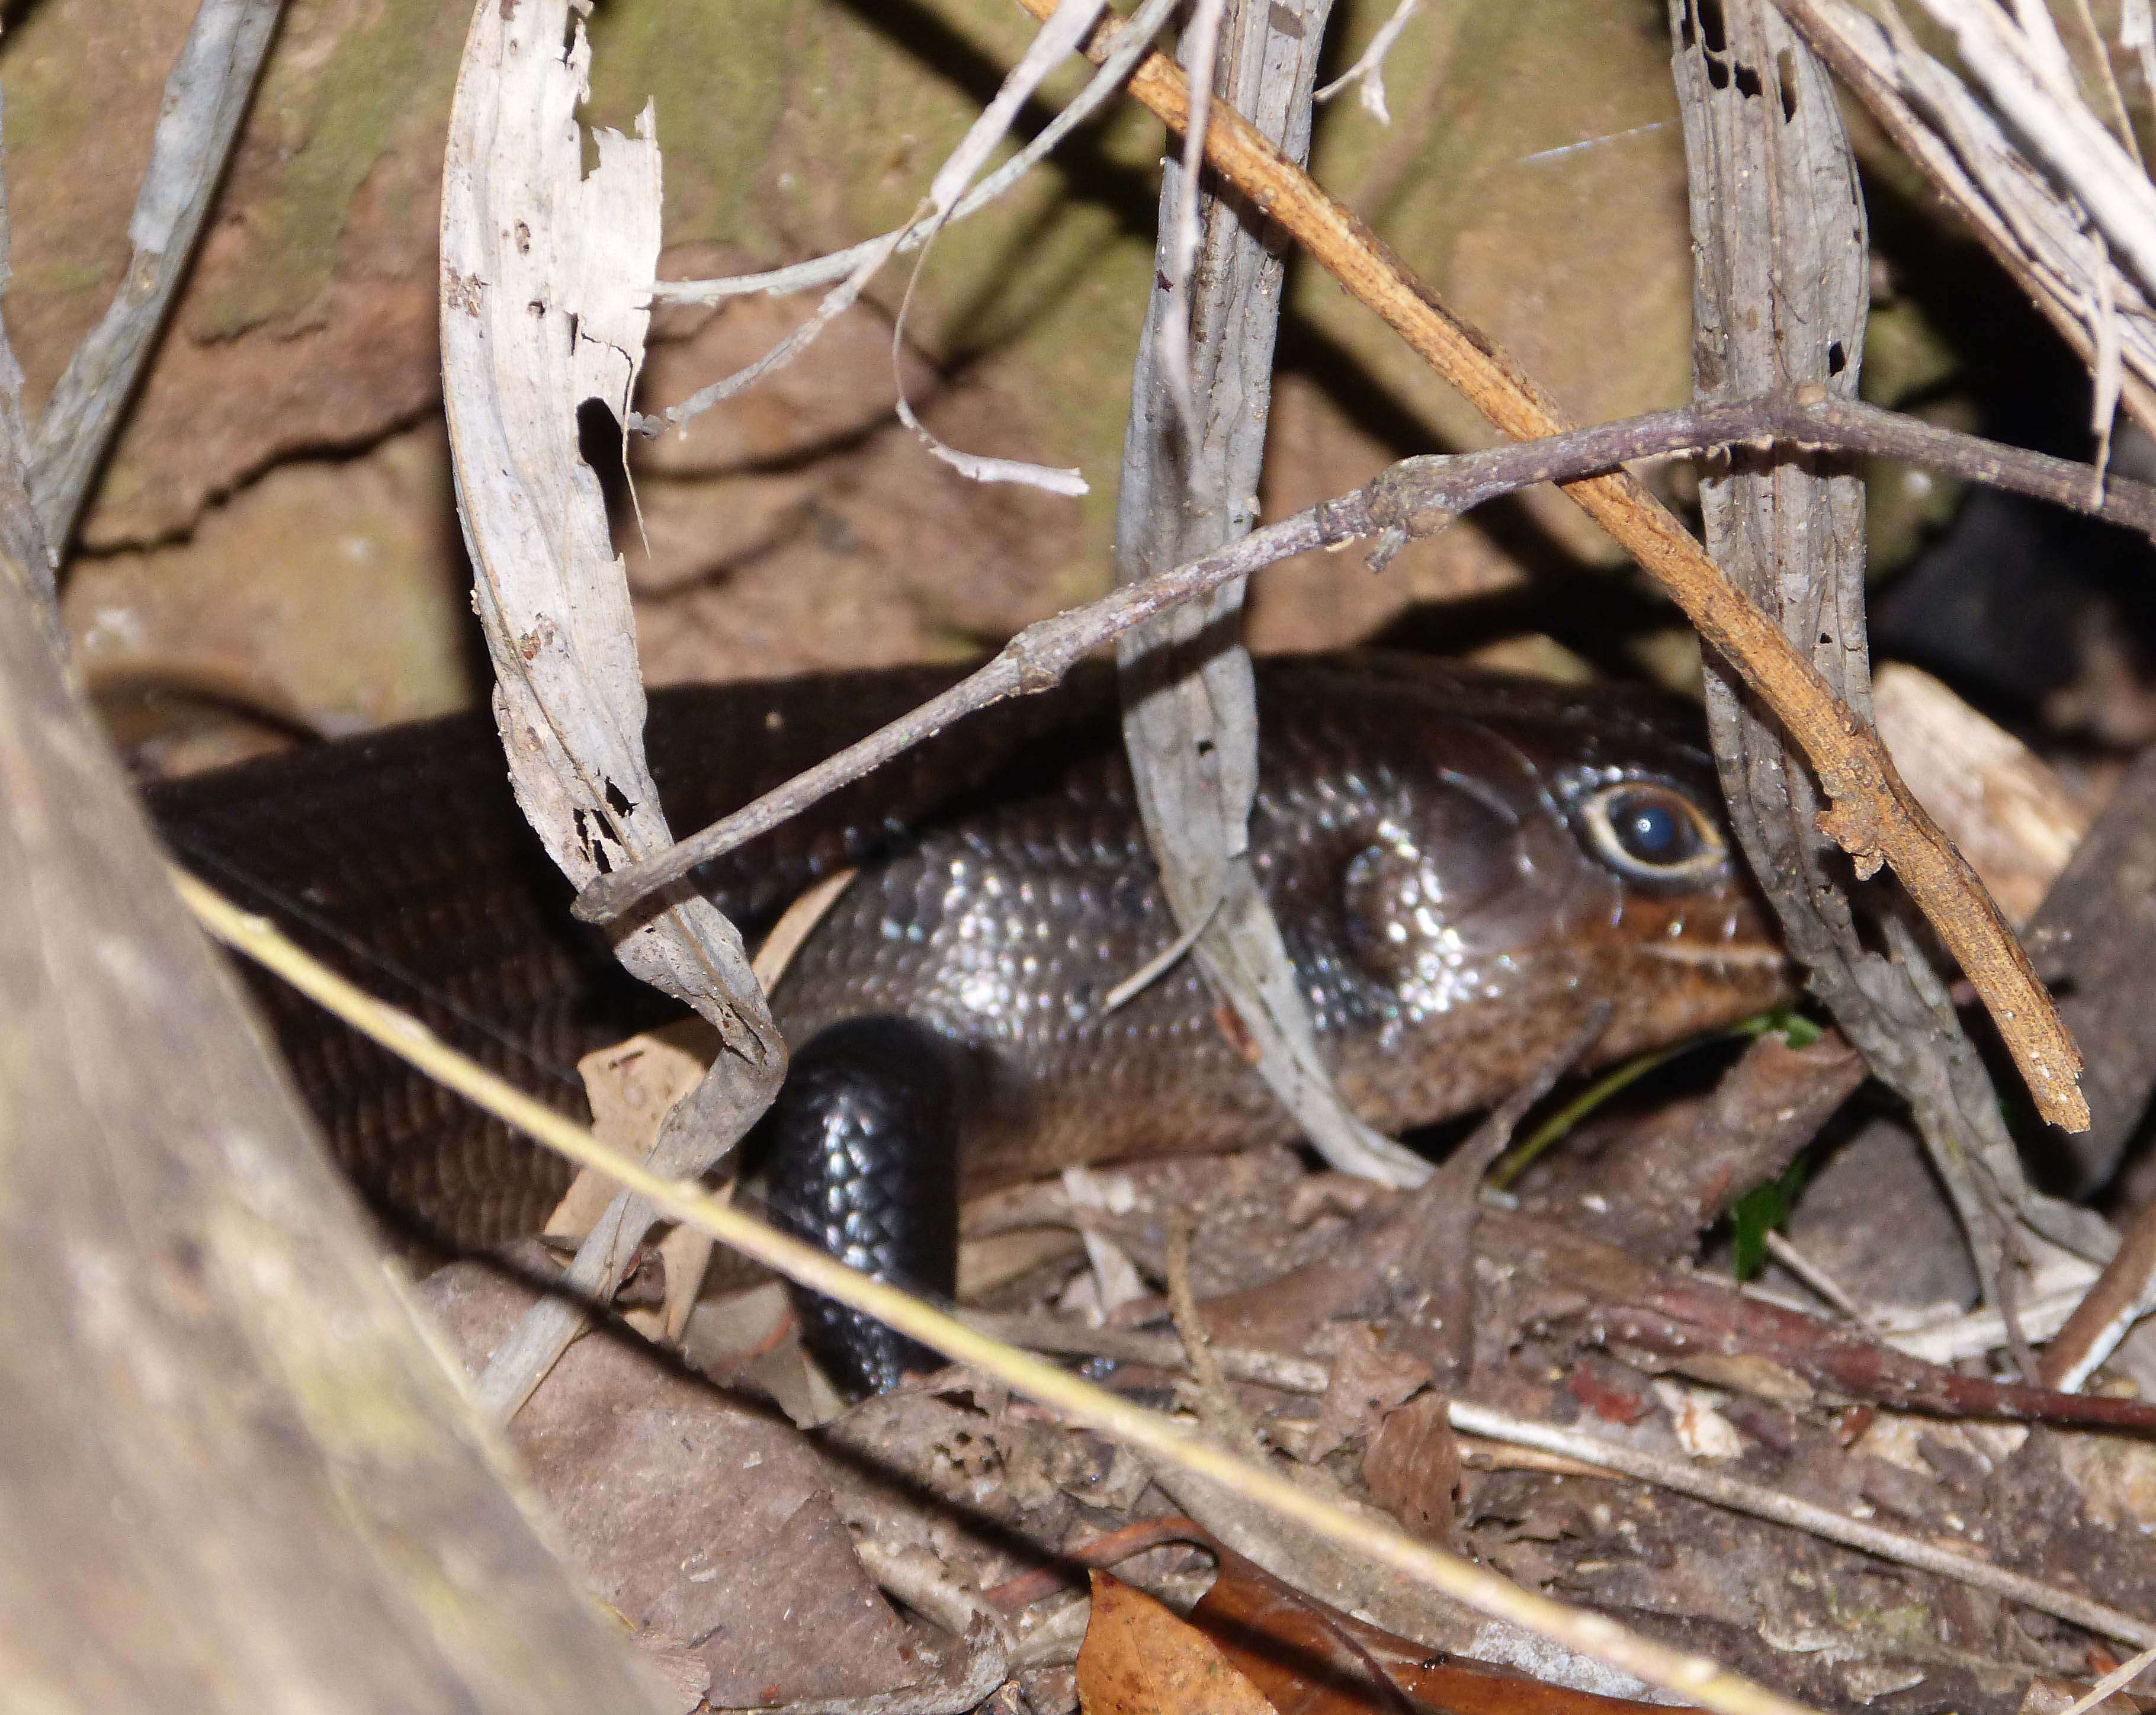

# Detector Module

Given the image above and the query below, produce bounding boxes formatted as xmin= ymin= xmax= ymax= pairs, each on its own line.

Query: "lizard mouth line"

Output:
xmin=1637 ymin=941 xmax=1791 ymax=970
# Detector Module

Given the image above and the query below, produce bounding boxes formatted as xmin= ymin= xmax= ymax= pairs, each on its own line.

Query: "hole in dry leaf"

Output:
xmin=1678 ymin=0 xmax=1696 ymax=50
xmin=1828 ymin=341 xmax=1847 ymax=376
xmin=573 ymin=807 xmax=615 ymax=873
xmin=1696 ymin=0 xmax=1726 ymax=53
xmin=576 ymin=396 xmax=632 ymax=537
xmin=604 ymin=778 xmax=635 ymax=818
xmin=1733 ymin=59 xmax=1761 ymax=99
xmin=1776 ymin=48 xmax=1798 ymax=120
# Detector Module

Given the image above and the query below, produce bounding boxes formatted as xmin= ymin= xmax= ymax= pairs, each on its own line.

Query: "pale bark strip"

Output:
xmin=29 ymin=0 xmax=282 ymax=555
xmin=1775 ymin=0 xmax=2156 ymax=435
xmin=0 ymin=69 xmax=56 ymax=624
xmin=1111 ymin=0 xmax=1430 ymax=1187
xmin=438 ymin=0 xmax=784 ymax=1416
xmin=1672 ymin=0 xmax=2113 ymax=1290
xmin=0 ymin=487 xmax=663 ymax=1710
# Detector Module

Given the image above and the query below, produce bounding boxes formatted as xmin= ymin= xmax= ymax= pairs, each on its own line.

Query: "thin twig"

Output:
xmin=1314 ymin=0 xmax=1419 ymax=123
xmin=997 ymin=0 xmax=2092 ymax=1133
xmin=647 ymin=0 xmax=1108 ymax=487
xmin=1166 ymin=1211 xmax=1268 ymax=1460
xmin=1446 ymin=1401 xmax=2156 ymax=1649
xmin=1760 ymin=1233 xmax=1866 ymax=1323
xmin=959 ymin=1311 xmax=1333 ymax=1392
xmin=174 ymin=865 xmax=1828 ymax=1715
xmin=876 ymin=0 xmax=1105 ymax=494
xmin=2040 ymin=1196 xmax=2156 ymax=1392
xmin=574 ymin=390 xmax=2156 ymax=1140
xmin=29 ymin=0 xmax=282 ymax=555
xmin=575 ymin=391 xmax=2156 ymax=922
xmin=649 ymin=0 xmax=1183 ymax=309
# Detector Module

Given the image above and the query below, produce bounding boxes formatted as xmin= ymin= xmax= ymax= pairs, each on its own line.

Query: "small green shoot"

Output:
xmin=1728 ymin=1155 xmax=1810 ymax=1280
xmin=1486 ymin=1005 xmax=1826 ymax=1192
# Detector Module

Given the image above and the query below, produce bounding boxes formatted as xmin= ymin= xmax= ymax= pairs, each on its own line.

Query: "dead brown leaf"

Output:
xmin=1361 ymin=1394 xmax=1460 ymax=1546
xmin=1194 ymin=1548 xmax=1680 ymax=1715
xmin=1077 ymin=1571 xmax=1277 ymax=1715
xmin=1304 ymin=1326 xmax=1433 ymax=1463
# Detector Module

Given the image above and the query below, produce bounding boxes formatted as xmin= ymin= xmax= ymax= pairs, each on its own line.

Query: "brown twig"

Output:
xmin=30 ymin=0 xmax=283 ymax=556
xmin=1447 ymin=1401 xmax=2156 ymax=1649
xmin=570 ymin=396 xmax=2156 ymax=933
xmin=578 ymin=380 xmax=2107 ymax=1132
xmin=584 ymin=37 xmax=2093 ymax=1136
xmin=993 ymin=0 xmax=2087 ymax=1134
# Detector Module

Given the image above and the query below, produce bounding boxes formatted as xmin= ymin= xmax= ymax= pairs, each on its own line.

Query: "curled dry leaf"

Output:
xmin=1305 ymin=1325 xmax=1433 ymax=1463
xmin=1361 ymin=1392 xmax=1461 ymax=1545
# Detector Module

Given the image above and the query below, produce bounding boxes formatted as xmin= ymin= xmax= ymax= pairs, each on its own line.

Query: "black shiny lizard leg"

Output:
xmin=760 ymin=1016 xmax=961 ymax=1398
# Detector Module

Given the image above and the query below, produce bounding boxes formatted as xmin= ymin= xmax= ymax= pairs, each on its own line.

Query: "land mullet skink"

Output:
xmin=148 ymin=654 xmax=1790 ymax=1389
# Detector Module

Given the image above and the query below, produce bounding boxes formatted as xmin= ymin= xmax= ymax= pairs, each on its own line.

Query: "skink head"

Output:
xmin=1259 ymin=657 xmax=1792 ymax=1129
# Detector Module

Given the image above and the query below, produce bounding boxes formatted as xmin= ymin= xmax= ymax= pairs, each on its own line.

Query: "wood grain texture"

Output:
xmin=1672 ymin=0 xmax=2110 ymax=1279
xmin=0 ymin=482 xmax=662 ymax=1708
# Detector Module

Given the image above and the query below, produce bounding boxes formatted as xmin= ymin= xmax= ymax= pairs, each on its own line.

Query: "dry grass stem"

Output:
xmin=651 ymin=0 xmax=1183 ymax=310
xmin=177 ymin=866 xmax=1830 ymax=1715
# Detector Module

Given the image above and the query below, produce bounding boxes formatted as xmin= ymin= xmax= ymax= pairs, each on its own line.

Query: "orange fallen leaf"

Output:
xmin=1078 ymin=1569 xmax=1277 ymax=1715
xmin=1194 ymin=1547 xmax=1679 ymax=1715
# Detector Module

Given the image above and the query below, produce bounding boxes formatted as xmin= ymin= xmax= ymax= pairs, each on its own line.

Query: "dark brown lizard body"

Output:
xmin=147 ymin=655 xmax=1791 ymax=1260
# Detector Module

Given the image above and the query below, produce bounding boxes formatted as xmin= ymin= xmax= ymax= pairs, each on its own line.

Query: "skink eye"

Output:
xmin=1580 ymin=783 xmax=1727 ymax=882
